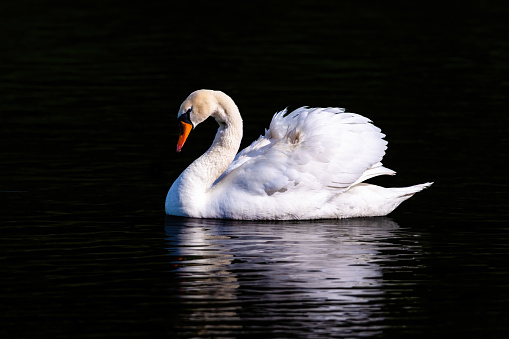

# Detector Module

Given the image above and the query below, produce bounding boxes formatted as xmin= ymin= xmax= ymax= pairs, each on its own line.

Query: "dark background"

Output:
xmin=1 ymin=0 xmax=508 ymax=338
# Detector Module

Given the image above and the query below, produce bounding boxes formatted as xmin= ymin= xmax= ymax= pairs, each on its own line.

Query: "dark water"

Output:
xmin=1 ymin=1 xmax=509 ymax=338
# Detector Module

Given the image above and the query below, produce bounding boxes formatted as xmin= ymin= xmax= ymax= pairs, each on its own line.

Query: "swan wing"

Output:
xmin=212 ymin=107 xmax=388 ymax=196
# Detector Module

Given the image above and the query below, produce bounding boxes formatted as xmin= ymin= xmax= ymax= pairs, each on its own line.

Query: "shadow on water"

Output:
xmin=165 ymin=216 xmax=420 ymax=337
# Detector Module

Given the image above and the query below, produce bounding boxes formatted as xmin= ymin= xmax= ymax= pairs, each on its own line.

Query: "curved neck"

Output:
xmin=174 ymin=95 xmax=243 ymax=202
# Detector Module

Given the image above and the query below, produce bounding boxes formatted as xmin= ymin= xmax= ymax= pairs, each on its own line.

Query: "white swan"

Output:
xmin=165 ymin=89 xmax=431 ymax=220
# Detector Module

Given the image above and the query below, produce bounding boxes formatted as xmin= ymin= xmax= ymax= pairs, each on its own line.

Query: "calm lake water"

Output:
xmin=1 ymin=1 xmax=508 ymax=338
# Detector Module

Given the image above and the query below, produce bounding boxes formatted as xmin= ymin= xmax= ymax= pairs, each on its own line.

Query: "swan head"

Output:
xmin=175 ymin=89 xmax=237 ymax=152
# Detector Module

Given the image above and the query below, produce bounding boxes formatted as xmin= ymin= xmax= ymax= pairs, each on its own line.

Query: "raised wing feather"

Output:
xmin=212 ymin=107 xmax=388 ymax=197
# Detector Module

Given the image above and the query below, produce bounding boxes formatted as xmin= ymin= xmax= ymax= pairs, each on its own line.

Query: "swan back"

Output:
xmin=213 ymin=107 xmax=387 ymax=197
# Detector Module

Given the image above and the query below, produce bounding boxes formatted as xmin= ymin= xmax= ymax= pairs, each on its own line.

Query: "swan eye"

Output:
xmin=178 ymin=109 xmax=194 ymax=128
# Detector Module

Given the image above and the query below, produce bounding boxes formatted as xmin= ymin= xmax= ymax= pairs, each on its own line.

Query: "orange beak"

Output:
xmin=177 ymin=121 xmax=193 ymax=152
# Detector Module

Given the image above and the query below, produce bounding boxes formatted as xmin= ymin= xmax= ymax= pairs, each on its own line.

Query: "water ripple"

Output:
xmin=165 ymin=216 xmax=409 ymax=337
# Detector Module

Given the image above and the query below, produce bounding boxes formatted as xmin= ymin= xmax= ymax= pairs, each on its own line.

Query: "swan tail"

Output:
xmin=376 ymin=182 xmax=433 ymax=215
xmin=373 ymin=182 xmax=433 ymax=206
xmin=391 ymin=182 xmax=433 ymax=197
xmin=331 ymin=182 xmax=433 ymax=218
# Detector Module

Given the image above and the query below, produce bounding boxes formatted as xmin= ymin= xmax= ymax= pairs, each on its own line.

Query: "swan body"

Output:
xmin=166 ymin=89 xmax=431 ymax=220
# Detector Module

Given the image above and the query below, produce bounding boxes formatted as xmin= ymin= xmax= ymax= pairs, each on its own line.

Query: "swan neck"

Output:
xmin=184 ymin=95 xmax=243 ymax=192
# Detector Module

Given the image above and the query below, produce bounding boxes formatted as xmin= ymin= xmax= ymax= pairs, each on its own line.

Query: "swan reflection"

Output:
xmin=165 ymin=217 xmax=407 ymax=336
